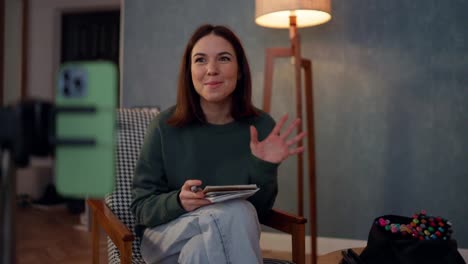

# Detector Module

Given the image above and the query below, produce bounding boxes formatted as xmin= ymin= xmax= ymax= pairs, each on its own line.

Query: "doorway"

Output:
xmin=46 ymin=9 xmax=121 ymax=214
xmin=61 ymin=10 xmax=120 ymax=65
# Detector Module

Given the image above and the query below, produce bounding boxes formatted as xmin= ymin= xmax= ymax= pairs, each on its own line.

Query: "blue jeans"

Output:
xmin=140 ymin=200 xmax=263 ymax=264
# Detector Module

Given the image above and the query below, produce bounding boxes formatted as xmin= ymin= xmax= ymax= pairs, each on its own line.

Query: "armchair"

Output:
xmin=87 ymin=108 xmax=307 ymax=264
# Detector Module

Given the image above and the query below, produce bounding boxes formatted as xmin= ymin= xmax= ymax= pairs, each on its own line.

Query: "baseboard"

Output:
xmin=260 ymin=232 xmax=468 ymax=261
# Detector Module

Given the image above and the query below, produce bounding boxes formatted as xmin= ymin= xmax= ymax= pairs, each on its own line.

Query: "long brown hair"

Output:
xmin=167 ymin=24 xmax=258 ymax=127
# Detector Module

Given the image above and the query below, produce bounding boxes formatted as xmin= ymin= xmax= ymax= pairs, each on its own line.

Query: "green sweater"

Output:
xmin=130 ymin=106 xmax=279 ymax=233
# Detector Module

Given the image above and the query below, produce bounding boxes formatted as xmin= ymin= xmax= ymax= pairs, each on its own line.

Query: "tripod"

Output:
xmin=0 ymin=100 xmax=95 ymax=264
xmin=0 ymin=150 xmax=16 ymax=264
xmin=0 ymin=100 xmax=53 ymax=264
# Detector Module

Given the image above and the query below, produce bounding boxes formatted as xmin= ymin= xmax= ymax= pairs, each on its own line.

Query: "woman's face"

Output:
xmin=191 ymin=34 xmax=239 ymax=106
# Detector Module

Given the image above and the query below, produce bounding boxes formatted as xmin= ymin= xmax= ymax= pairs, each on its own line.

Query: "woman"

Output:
xmin=131 ymin=24 xmax=305 ymax=264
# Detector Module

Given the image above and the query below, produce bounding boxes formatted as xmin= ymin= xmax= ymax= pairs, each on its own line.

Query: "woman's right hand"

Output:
xmin=179 ymin=179 xmax=212 ymax=212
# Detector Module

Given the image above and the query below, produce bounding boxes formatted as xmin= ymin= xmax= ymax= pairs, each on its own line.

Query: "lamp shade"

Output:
xmin=255 ymin=0 xmax=331 ymax=28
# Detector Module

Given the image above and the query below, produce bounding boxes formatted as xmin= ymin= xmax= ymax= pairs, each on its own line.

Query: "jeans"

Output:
xmin=140 ymin=200 xmax=263 ymax=264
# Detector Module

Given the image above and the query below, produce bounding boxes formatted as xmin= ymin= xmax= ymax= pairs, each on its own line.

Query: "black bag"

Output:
xmin=358 ymin=214 xmax=466 ymax=264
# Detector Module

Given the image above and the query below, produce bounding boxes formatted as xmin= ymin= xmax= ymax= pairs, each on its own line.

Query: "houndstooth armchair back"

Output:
xmin=105 ymin=108 xmax=159 ymax=263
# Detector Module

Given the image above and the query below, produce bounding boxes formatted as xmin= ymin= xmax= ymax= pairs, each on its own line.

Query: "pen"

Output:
xmin=190 ymin=186 xmax=203 ymax=193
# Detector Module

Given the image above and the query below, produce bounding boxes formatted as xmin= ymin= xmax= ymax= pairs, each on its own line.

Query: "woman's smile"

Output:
xmin=204 ymin=80 xmax=223 ymax=88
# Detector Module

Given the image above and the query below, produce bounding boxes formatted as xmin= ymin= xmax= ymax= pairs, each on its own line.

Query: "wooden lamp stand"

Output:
xmin=262 ymin=15 xmax=318 ymax=264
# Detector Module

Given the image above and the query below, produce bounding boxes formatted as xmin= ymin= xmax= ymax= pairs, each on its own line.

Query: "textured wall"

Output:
xmin=123 ymin=0 xmax=468 ymax=246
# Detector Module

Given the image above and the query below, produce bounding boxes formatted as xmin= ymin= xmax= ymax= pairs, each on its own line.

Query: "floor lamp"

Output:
xmin=255 ymin=1 xmax=331 ymax=263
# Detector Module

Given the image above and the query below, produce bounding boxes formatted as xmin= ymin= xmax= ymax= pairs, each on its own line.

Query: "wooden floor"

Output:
xmin=16 ymin=206 xmax=107 ymax=264
xmin=15 ymin=206 xmax=346 ymax=264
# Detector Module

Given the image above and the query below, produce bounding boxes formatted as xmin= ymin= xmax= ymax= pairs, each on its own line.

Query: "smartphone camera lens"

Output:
xmin=63 ymin=70 xmax=70 ymax=81
xmin=74 ymin=78 xmax=82 ymax=91
xmin=63 ymin=85 xmax=70 ymax=96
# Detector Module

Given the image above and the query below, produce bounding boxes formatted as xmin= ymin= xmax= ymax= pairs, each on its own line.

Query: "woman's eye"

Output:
xmin=194 ymin=57 xmax=206 ymax=63
xmin=219 ymin=56 xmax=231 ymax=62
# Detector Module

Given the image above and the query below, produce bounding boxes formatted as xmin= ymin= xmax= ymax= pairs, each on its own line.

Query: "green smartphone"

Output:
xmin=55 ymin=61 xmax=117 ymax=198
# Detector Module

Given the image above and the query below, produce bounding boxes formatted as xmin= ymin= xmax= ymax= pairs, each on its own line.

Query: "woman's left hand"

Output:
xmin=250 ymin=114 xmax=306 ymax=164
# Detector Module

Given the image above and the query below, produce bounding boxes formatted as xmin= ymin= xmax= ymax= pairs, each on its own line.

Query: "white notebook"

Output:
xmin=201 ymin=184 xmax=259 ymax=203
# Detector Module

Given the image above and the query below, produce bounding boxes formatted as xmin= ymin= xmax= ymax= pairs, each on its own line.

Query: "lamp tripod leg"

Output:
xmin=301 ymin=59 xmax=317 ymax=264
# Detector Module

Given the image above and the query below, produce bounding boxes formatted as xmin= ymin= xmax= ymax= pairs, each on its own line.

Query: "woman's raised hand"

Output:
xmin=250 ymin=114 xmax=306 ymax=164
xmin=179 ymin=179 xmax=211 ymax=212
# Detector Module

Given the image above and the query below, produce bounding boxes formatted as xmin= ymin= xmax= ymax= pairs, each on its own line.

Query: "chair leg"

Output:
xmin=91 ymin=209 xmax=100 ymax=264
xmin=120 ymin=241 xmax=133 ymax=264
xmin=291 ymin=223 xmax=306 ymax=264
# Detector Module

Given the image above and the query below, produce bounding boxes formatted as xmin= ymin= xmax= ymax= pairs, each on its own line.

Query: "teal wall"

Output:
xmin=122 ymin=0 xmax=468 ymax=246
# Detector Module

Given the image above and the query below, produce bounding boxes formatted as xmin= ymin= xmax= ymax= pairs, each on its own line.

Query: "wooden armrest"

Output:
xmin=86 ymin=199 xmax=135 ymax=264
xmin=87 ymin=199 xmax=134 ymax=243
xmin=87 ymin=199 xmax=134 ymax=264
xmin=262 ymin=209 xmax=307 ymax=264
xmin=262 ymin=208 xmax=307 ymax=234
